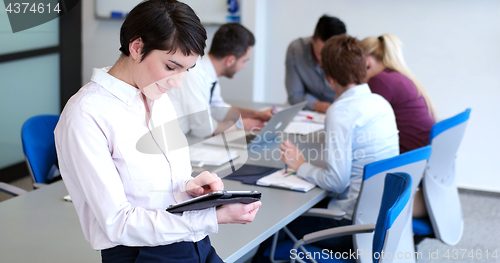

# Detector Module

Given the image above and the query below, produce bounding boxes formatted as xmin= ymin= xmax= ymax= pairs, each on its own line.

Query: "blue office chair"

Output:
xmin=413 ymin=109 xmax=471 ymax=246
xmin=21 ymin=114 xmax=60 ymax=187
xmin=0 ymin=182 xmax=27 ymax=196
xmin=272 ymin=173 xmax=413 ymax=263
xmin=266 ymin=146 xmax=431 ymax=263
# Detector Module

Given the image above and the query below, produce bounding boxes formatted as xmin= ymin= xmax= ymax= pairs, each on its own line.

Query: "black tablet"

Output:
xmin=166 ymin=190 xmax=261 ymax=213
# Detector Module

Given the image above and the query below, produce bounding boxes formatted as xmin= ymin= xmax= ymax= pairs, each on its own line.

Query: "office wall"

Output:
xmin=257 ymin=0 xmax=500 ymax=192
xmin=82 ymin=0 xmax=500 ymax=192
xmin=82 ymin=0 xmax=257 ymax=104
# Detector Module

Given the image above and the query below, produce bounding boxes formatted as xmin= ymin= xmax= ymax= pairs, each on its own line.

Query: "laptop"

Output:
xmin=204 ymin=101 xmax=307 ymax=148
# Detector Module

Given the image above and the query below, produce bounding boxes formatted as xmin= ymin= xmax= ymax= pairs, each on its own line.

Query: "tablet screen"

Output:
xmin=166 ymin=190 xmax=261 ymax=213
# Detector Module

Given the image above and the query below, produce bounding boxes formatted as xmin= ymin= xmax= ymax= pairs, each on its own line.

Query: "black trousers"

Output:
xmin=101 ymin=236 xmax=223 ymax=263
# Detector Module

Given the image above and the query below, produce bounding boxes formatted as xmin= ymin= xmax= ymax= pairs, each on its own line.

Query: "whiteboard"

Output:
xmin=95 ymin=0 xmax=229 ymax=24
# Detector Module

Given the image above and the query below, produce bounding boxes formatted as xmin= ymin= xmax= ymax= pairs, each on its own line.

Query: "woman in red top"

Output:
xmin=362 ymin=34 xmax=436 ymax=217
xmin=362 ymin=34 xmax=436 ymax=154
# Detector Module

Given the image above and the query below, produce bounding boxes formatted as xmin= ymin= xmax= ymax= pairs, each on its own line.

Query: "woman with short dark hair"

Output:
xmin=54 ymin=1 xmax=261 ymax=262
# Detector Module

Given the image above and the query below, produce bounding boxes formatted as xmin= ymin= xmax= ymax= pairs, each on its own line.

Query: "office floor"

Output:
xmin=2 ymin=177 xmax=499 ymax=263
xmin=416 ymin=189 xmax=500 ymax=263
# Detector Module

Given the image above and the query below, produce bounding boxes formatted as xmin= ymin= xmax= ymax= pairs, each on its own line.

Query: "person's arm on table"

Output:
xmin=312 ymin=100 xmax=331 ymax=113
xmin=286 ymin=43 xmax=322 ymax=111
xmin=280 ymin=114 xmax=352 ymax=193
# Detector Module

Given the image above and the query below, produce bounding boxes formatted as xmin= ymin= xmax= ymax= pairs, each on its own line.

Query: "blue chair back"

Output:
xmin=373 ymin=172 xmax=412 ymax=263
xmin=21 ymin=115 xmax=59 ymax=184
xmin=354 ymin=146 xmax=431 ymax=263
xmin=269 ymin=173 xmax=414 ymax=263
xmin=420 ymin=109 xmax=470 ymax=245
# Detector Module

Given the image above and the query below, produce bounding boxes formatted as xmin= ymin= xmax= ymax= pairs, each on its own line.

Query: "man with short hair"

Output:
xmin=169 ymin=23 xmax=272 ymax=138
xmin=285 ymin=15 xmax=346 ymax=113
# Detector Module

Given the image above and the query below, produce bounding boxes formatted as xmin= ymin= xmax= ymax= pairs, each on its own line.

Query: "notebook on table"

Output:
xmin=224 ymin=164 xmax=280 ymax=185
xmin=256 ymin=169 xmax=315 ymax=192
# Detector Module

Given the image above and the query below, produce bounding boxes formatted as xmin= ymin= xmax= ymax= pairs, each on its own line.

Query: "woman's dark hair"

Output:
xmin=321 ymin=34 xmax=366 ymax=86
xmin=209 ymin=23 xmax=255 ymax=59
xmin=313 ymin=15 xmax=346 ymax=42
xmin=119 ymin=0 xmax=207 ymax=61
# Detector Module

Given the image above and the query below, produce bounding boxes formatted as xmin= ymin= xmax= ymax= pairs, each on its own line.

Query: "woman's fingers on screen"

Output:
xmin=186 ymin=171 xmax=221 ymax=197
xmin=194 ymin=172 xmax=223 ymax=194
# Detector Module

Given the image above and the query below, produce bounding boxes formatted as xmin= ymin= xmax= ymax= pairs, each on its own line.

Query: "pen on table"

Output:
xmin=297 ymin=113 xmax=314 ymax=120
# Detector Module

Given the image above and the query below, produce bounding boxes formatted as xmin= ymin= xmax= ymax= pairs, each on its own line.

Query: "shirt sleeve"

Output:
xmin=296 ymin=106 xmax=352 ymax=194
xmin=55 ymin=106 xmax=218 ymax=247
xmin=285 ymin=42 xmax=319 ymax=110
xmin=176 ymin=72 xmax=219 ymax=138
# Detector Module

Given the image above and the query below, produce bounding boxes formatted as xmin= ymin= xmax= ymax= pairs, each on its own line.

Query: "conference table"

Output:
xmin=0 ymin=101 xmax=328 ymax=263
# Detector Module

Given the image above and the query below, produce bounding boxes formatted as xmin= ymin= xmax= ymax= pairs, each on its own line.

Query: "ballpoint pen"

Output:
xmin=297 ymin=113 xmax=314 ymax=120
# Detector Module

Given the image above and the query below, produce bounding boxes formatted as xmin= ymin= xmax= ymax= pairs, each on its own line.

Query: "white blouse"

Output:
xmin=55 ymin=67 xmax=218 ymax=250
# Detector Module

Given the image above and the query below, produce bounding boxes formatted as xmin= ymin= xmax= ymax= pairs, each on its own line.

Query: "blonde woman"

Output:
xmin=362 ymin=34 xmax=436 ymax=154
xmin=362 ymin=34 xmax=435 ymax=218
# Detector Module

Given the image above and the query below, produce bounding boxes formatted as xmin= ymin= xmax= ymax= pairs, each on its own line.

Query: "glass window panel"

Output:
xmin=0 ymin=53 xmax=60 ymax=169
xmin=0 ymin=6 xmax=59 ymax=55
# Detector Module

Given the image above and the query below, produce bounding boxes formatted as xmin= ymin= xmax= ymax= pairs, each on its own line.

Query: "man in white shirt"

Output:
xmin=280 ymin=34 xmax=399 ymax=250
xmin=169 ymin=23 xmax=273 ymax=138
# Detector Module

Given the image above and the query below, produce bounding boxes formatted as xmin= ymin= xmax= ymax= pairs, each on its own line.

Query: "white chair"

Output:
xmin=287 ymin=172 xmax=414 ymax=263
xmin=353 ymin=146 xmax=431 ymax=263
xmin=417 ymin=109 xmax=471 ymax=246
xmin=267 ymin=146 xmax=431 ymax=263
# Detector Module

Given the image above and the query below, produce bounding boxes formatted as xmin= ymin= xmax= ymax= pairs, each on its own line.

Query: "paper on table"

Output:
xmin=63 ymin=195 xmax=72 ymax=202
xmin=284 ymin=121 xmax=324 ymax=135
xmin=256 ymin=169 xmax=315 ymax=192
xmin=293 ymin=110 xmax=326 ymax=124
xmin=189 ymin=145 xmax=238 ymax=167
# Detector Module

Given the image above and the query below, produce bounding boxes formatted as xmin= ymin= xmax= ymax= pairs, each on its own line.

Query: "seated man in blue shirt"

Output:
xmin=280 ymin=34 xmax=399 ymax=250
xmin=285 ymin=15 xmax=346 ymax=113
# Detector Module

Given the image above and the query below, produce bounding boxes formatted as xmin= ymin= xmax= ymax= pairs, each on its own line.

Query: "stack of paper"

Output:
xmin=293 ymin=110 xmax=326 ymax=124
xmin=284 ymin=122 xmax=324 ymax=135
xmin=256 ymin=169 xmax=315 ymax=192
xmin=189 ymin=146 xmax=238 ymax=167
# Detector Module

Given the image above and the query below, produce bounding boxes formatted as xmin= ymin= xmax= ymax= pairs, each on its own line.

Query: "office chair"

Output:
xmin=413 ymin=109 xmax=471 ymax=246
xmin=21 ymin=114 xmax=60 ymax=187
xmin=0 ymin=182 xmax=27 ymax=196
xmin=266 ymin=146 xmax=431 ymax=263
xmin=272 ymin=172 xmax=413 ymax=263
